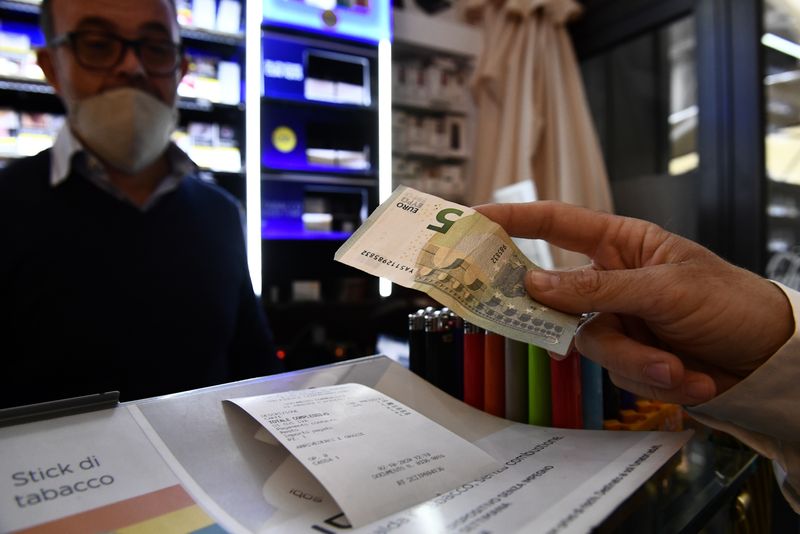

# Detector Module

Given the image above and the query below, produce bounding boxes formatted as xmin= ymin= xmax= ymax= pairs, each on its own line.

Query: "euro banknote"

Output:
xmin=334 ymin=186 xmax=579 ymax=354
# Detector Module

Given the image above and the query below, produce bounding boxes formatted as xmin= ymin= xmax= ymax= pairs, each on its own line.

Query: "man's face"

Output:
xmin=37 ymin=0 xmax=188 ymax=108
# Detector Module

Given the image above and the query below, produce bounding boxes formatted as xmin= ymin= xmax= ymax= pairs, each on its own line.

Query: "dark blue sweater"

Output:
xmin=0 ymin=150 xmax=277 ymax=408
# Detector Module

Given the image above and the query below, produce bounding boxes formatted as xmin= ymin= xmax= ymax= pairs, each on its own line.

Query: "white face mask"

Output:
xmin=68 ymin=87 xmax=178 ymax=174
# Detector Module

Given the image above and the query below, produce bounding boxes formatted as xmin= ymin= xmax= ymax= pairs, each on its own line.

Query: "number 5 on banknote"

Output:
xmin=334 ymin=186 xmax=579 ymax=355
xmin=427 ymin=208 xmax=464 ymax=234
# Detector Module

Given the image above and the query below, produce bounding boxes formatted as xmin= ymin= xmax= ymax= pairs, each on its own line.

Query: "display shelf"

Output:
xmin=0 ymin=77 xmax=53 ymax=94
xmin=0 ymin=83 xmax=63 ymax=114
xmin=768 ymin=216 xmax=800 ymax=229
xmin=175 ymin=14 xmax=249 ymax=187
xmin=262 ymin=95 xmax=377 ymax=113
xmin=0 ymin=80 xmax=247 ymax=107
xmin=260 ymin=33 xmax=381 ymax=316
xmin=0 ymin=153 xmax=25 ymax=162
xmin=595 ymin=426 xmax=761 ymax=533
xmin=262 ymin=292 xmax=386 ymax=370
xmin=392 ymin=9 xmax=481 ymax=58
xmin=393 ymin=149 xmax=468 ymax=161
xmin=177 ymin=98 xmax=242 ymax=113
xmin=0 ymin=0 xmax=244 ymax=42
xmin=262 ymin=165 xmax=375 ymax=179
xmin=262 ymin=230 xmax=353 ymax=241
xmin=0 ymin=0 xmax=39 ymax=15
xmin=179 ymin=26 xmax=245 ymax=46
xmin=262 ymin=172 xmax=375 ymax=187
xmin=768 ymin=178 xmax=800 ymax=190
xmin=392 ymin=98 xmax=468 ymax=116
xmin=767 ymin=181 xmax=800 ymax=218
xmin=391 ymin=34 xmax=475 ymax=203
xmin=0 ymin=83 xmax=246 ymax=184
xmin=0 ymin=79 xmax=242 ymax=115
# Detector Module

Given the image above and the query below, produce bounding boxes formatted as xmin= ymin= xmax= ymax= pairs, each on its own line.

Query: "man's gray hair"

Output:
xmin=39 ymin=0 xmax=178 ymax=43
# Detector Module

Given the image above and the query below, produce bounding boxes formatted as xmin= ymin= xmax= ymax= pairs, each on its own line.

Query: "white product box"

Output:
xmin=216 ymin=0 xmax=242 ymax=33
xmin=217 ymin=61 xmax=241 ymax=105
xmin=192 ymin=0 xmax=217 ymax=30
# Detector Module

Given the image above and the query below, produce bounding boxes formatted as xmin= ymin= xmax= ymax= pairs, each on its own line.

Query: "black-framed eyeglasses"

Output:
xmin=49 ymin=30 xmax=182 ymax=76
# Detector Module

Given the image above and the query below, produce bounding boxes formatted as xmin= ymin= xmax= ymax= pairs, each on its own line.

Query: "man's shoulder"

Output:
xmin=0 ymin=150 xmax=52 ymax=199
xmin=180 ymin=175 xmax=243 ymax=214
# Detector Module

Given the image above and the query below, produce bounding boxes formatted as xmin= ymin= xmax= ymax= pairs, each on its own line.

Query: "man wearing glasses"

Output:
xmin=0 ymin=0 xmax=279 ymax=409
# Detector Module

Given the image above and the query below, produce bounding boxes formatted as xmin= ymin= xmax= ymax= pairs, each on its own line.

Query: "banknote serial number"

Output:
xmin=361 ymin=250 xmax=414 ymax=273
xmin=490 ymin=244 xmax=508 ymax=264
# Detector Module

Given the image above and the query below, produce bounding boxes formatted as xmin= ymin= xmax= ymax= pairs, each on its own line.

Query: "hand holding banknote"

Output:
xmin=475 ymin=200 xmax=794 ymax=405
xmin=335 ymin=187 xmax=580 ymax=355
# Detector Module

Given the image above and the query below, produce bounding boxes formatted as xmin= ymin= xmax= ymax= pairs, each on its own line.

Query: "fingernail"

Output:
xmin=528 ymin=271 xmax=559 ymax=292
xmin=644 ymin=363 xmax=672 ymax=387
xmin=686 ymin=380 xmax=713 ymax=402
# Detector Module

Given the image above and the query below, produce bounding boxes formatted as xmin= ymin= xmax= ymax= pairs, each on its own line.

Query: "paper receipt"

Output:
xmin=227 ymin=383 xmax=499 ymax=527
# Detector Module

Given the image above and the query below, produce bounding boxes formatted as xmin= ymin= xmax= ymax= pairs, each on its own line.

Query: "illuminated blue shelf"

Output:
xmin=262 ymin=228 xmax=354 ymax=240
xmin=262 ymin=0 xmax=391 ymax=45
xmin=262 ymin=95 xmax=377 ymax=113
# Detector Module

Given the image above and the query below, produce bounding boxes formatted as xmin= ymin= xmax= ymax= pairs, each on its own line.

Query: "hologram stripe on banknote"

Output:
xmin=334 ymin=186 xmax=578 ymax=355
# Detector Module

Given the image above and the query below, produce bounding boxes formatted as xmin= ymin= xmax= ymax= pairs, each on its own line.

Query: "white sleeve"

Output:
xmin=687 ymin=282 xmax=800 ymax=513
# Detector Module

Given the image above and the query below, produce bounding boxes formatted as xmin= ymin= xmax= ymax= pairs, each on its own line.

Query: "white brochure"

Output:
xmin=228 ymin=383 xmax=500 ymax=528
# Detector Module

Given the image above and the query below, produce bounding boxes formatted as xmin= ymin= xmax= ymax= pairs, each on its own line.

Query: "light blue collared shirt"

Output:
xmin=49 ymin=125 xmax=197 ymax=211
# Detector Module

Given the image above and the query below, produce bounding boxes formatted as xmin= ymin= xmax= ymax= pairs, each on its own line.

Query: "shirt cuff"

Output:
xmin=689 ymin=281 xmax=800 ymax=442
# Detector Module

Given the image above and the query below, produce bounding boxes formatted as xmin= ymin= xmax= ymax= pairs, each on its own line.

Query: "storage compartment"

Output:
xmin=262 ymin=104 xmax=375 ymax=174
xmin=261 ymin=177 xmax=372 ymax=240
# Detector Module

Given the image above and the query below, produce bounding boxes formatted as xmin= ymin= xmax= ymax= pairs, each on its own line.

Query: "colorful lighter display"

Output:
xmin=408 ymin=308 xmax=684 ymax=432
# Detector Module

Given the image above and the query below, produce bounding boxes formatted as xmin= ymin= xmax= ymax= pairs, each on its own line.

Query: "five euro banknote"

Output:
xmin=334 ymin=186 xmax=579 ymax=355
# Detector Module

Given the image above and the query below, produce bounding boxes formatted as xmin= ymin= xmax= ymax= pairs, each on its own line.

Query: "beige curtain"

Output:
xmin=466 ymin=0 xmax=614 ymax=268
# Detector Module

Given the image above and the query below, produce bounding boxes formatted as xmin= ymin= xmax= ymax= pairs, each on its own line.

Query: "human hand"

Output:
xmin=475 ymin=201 xmax=794 ymax=405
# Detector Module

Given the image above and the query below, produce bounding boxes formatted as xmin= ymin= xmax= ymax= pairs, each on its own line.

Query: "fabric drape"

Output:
xmin=466 ymin=0 xmax=613 ymax=268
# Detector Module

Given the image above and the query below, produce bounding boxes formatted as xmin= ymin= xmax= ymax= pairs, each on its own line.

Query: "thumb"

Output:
xmin=526 ymin=266 xmax=669 ymax=317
